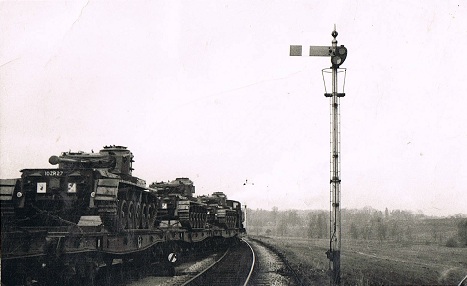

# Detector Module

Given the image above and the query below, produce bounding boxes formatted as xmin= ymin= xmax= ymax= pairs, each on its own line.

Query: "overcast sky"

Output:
xmin=1 ymin=0 xmax=466 ymax=216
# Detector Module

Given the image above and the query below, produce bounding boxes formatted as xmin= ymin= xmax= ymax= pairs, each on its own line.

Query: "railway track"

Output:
xmin=121 ymin=237 xmax=302 ymax=286
xmin=245 ymin=238 xmax=301 ymax=286
xmin=181 ymin=237 xmax=302 ymax=286
xmin=182 ymin=239 xmax=253 ymax=286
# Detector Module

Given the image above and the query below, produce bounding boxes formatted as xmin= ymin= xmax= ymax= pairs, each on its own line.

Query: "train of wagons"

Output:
xmin=0 ymin=145 xmax=245 ymax=285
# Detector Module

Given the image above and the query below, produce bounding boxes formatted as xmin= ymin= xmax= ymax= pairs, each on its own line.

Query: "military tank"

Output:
xmin=199 ymin=192 xmax=240 ymax=229
xmin=150 ymin=178 xmax=208 ymax=229
xmin=0 ymin=145 xmax=158 ymax=232
xmin=0 ymin=146 xmax=246 ymax=286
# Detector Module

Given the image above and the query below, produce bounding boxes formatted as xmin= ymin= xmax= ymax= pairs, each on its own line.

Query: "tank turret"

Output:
xmin=151 ymin=177 xmax=195 ymax=197
xmin=48 ymin=145 xmax=134 ymax=176
xmin=150 ymin=178 xmax=206 ymax=229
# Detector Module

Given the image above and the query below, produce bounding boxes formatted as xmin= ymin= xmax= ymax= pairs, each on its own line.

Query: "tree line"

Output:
xmin=246 ymin=206 xmax=467 ymax=247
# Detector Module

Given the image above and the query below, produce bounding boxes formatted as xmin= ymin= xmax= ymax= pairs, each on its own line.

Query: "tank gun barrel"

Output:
xmin=48 ymin=155 xmax=114 ymax=166
xmin=49 ymin=156 xmax=75 ymax=165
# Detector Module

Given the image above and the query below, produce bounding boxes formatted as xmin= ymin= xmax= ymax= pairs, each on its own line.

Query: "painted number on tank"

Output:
xmin=44 ymin=170 xmax=63 ymax=176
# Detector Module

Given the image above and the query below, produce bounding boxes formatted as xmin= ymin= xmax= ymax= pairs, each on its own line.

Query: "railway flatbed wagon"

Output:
xmin=0 ymin=145 xmax=245 ymax=285
xmin=1 ymin=216 xmax=243 ymax=285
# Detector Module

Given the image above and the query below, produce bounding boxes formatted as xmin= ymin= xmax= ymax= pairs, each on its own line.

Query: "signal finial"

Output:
xmin=332 ymin=25 xmax=338 ymax=39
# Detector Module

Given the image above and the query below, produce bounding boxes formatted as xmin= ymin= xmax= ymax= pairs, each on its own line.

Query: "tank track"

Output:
xmin=178 ymin=202 xmax=208 ymax=229
xmin=216 ymin=209 xmax=238 ymax=229
xmin=225 ymin=209 xmax=237 ymax=229
xmin=96 ymin=183 xmax=157 ymax=232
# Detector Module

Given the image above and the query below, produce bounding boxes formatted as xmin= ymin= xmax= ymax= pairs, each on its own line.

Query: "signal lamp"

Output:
xmin=331 ymin=45 xmax=347 ymax=68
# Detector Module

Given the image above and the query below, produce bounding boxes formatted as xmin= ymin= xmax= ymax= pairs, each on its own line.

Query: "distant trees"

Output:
xmin=307 ymin=216 xmax=314 ymax=238
xmin=376 ymin=218 xmax=388 ymax=242
xmin=445 ymin=217 xmax=467 ymax=247
xmin=350 ymin=222 xmax=358 ymax=239
xmin=315 ymin=213 xmax=327 ymax=238
xmin=277 ymin=217 xmax=288 ymax=236
xmin=306 ymin=212 xmax=327 ymax=239
xmin=361 ymin=224 xmax=372 ymax=240
xmin=272 ymin=206 xmax=278 ymax=228
xmin=458 ymin=219 xmax=467 ymax=246
xmin=430 ymin=219 xmax=445 ymax=244
xmin=245 ymin=206 xmax=465 ymax=246
xmin=405 ymin=225 xmax=413 ymax=241
xmin=388 ymin=220 xmax=403 ymax=242
xmin=286 ymin=210 xmax=301 ymax=227
xmin=341 ymin=208 xmax=464 ymax=245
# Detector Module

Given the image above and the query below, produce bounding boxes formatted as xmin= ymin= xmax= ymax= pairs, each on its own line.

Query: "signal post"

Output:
xmin=290 ymin=26 xmax=348 ymax=285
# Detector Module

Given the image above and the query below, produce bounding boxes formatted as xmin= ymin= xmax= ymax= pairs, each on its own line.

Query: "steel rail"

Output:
xmin=242 ymin=238 xmax=256 ymax=286
xmin=180 ymin=239 xmax=256 ymax=286
xmin=180 ymin=247 xmax=230 ymax=286
xmin=458 ymin=274 xmax=467 ymax=286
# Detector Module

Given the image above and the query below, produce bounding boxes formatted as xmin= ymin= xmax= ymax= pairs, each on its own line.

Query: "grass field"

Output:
xmin=250 ymin=236 xmax=467 ymax=285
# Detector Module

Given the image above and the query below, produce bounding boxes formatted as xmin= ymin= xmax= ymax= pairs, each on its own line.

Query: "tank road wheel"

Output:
xmin=146 ymin=203 xmax=152 ymax=229
xmin=148 ymin=203 xmax=157 ymax=229
xmin=135 ymin=202 xmax=142 ymax=229
xmin=127 ymin=201 xmax=135 ymax=229
xmin=141 ymin=203 xmax=148 ymax=229
xmin=189 ymin=212 xmax=193 ymax=229
xmin=119 ymin=200 xmax=128 ymax=230
xmin=191 ymin=213 xmax=195 ymax=229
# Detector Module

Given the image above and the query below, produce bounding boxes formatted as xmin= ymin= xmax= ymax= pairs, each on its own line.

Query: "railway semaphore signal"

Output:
xmin=290 ymin=25 xmax=347 ymax=285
